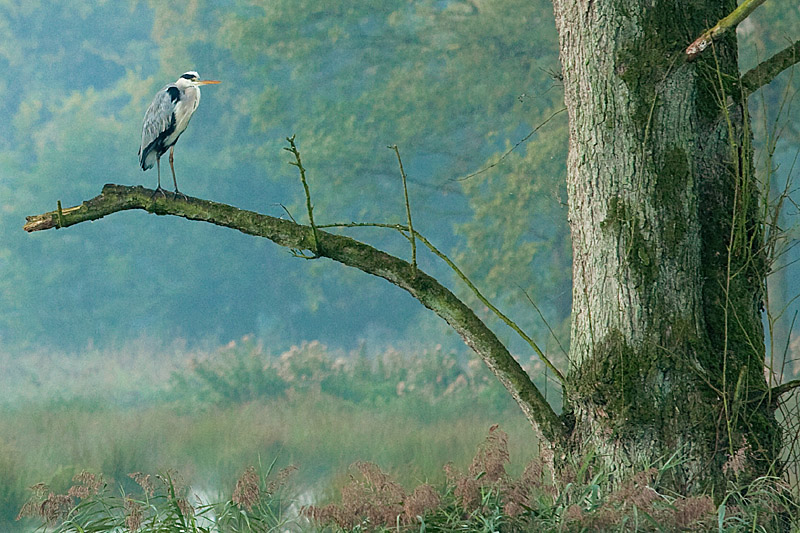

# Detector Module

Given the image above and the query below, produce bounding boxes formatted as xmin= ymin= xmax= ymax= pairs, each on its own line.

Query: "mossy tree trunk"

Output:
xmin=552 ymin=0 xmax=781 ymax=492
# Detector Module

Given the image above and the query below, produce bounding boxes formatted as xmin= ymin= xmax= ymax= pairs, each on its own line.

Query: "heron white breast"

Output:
xmin=174 ymin=86 xmax=201 ymax=137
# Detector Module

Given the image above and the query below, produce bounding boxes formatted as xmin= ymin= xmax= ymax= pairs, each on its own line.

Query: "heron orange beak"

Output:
xmin=198 ymin=80 xmax=221 ymax=85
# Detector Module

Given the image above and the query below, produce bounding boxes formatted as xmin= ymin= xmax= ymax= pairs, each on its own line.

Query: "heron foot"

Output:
xmin=173 ymin=189 xmax=189 ymax=201
xmin=150 ymin=186 xmax=168 ymax=199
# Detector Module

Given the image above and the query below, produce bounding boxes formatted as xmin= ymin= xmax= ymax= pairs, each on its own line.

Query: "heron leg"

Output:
xmin=150 ymin=157 xmax=168 ymax=199
xmin=169 ymin=146 xmax=188 ymax=201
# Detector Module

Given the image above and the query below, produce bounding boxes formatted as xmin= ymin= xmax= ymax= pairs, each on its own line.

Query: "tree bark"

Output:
xmin=551 ymin=0 xmax=781 ymax=493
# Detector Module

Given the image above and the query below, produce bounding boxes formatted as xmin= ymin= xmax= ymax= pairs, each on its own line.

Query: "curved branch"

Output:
xmin=741 ymin=39 xmax=800 ymax=97
xmin=319 ymin=222 xmax=566 ymax=383
xmin=24 ymin=184 xmax=569 ymax=443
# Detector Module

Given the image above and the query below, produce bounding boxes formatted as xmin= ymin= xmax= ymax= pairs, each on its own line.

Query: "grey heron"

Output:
xmin=139 ymin=71 xmax=220 ymax=199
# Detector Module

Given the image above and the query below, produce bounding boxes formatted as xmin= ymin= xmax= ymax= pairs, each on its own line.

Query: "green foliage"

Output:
xmin=170 ymin=339 xmax=289 ymax=405
xmin=0 ymin=339 xmax=537 ymax=531
xmin=9 ymin=395 xmax=800 ymax=532
xmin=0 ymin=438 xmax=25 ymax=532
xmin=18 ymin=451 xmax=800 ymax=532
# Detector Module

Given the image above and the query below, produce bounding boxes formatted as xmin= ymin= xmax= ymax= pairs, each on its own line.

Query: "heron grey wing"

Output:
xmin=139 ymin=85 xmax=179 ymax=163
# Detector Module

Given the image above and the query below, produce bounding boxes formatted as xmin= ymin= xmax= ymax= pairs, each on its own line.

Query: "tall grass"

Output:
xmin=0 ymin=339 xmax=537 ymax=531
xmin=19 ymin=426 xmax=799 ymax=532
xmin=8 ymin=335 xmax=800 ymax=531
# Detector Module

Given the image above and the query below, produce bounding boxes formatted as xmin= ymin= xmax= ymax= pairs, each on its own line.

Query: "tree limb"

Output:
xmin=771 ymin=379 xmax=800 ymax=402
xmin=741 ymin=39 xmax=800 ymax=97
xmin=686 ymin=0 xmax=767 ymax=60
xmin=388 ymin=145 xmax=417 ymax=275
xmin=24 ymin=184 xmax=569 ymax=443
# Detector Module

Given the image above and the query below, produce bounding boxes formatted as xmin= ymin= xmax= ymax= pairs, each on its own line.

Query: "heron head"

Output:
xmin=177 ymin=71 xmax=221 ymax=88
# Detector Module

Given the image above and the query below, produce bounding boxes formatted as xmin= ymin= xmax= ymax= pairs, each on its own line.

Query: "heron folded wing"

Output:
xmin=139 ymin=85 xmax=180 ymax=169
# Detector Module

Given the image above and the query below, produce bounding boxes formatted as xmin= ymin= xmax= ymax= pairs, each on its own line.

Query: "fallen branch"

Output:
xmin=741 ymin=39 xmax=800 ymax=97
xmin=686 ymin=0 xmax=767 ymax=60
xmin=24 ymin=184 xmax=569 ymax=443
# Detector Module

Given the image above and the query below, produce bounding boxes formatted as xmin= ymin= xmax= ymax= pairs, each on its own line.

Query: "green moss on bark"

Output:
xmin=573 ymin=330 xmax=660 ymax=430
xmin=615 ymin=2 xmax=739 ymax=134
xmin=657 ymin=147 xmax=691 ymax=249
xmin=601 ymin=197 xmax=656 ymax=286
xmin=570 ymin=322 xmax=711 ymax=439
xmin=615 ymin=5 xmax=689 ymax=133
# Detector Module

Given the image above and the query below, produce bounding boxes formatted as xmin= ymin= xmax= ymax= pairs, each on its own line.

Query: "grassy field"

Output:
xmin=4 ymin=340 xmax=799 ymax=531
xmin=0 ymin=339 xmax=544 ymax=531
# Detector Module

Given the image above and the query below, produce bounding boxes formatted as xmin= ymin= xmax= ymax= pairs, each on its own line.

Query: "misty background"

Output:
xmin=1 ymin=1 xmax=799 ymax=530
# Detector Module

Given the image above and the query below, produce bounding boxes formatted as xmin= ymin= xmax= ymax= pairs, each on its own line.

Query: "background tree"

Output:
xmin=1 ymin=0 xmax=571 ymax=360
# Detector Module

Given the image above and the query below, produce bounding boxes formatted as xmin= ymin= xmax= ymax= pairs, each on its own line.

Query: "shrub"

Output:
xmin=169 ymin=338 xmax=517 ymax=413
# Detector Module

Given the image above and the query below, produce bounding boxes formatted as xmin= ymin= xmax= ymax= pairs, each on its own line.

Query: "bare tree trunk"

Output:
xmin=552 ymin=0 xmax=781 ymax=492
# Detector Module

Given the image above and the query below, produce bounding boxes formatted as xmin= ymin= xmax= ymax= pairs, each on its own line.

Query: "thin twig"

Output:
xmin=412 ymin=233 xmax=565 ymax=383
xmin=284 ymin=135 xmax=319 ymax=257
xmin=318 ymin=221 xmax=409 ymax=233
xmin=279 ymin=203 xmax=298 ymax=224
xmin=56 ymin=200 xmax=64 ymax=229
xmin=388 ymin=145 xmax=417 ymax=275
xmin=778 ymin=312 xmax=798 ymax=387
xmin=686 ymin=0 xmax=768 ymax=60
xmin=518 ymin=285 xmax=568 ymax=358
xmin=278 ymin=204 xmax=311 ymax=257
xmin=453 ymin=107 xmax=566 ymax=182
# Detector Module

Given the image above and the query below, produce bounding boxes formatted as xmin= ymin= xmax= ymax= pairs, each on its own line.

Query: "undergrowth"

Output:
xmin=18 ymin=459 xmax=298 ymax=533
xmin=1 ymin=341 xmax=534 ymax=531
xmin=19 ymin=425 xmax=800 ymax=532
xmin=303 ymin=426 xmax=800 ymax=532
